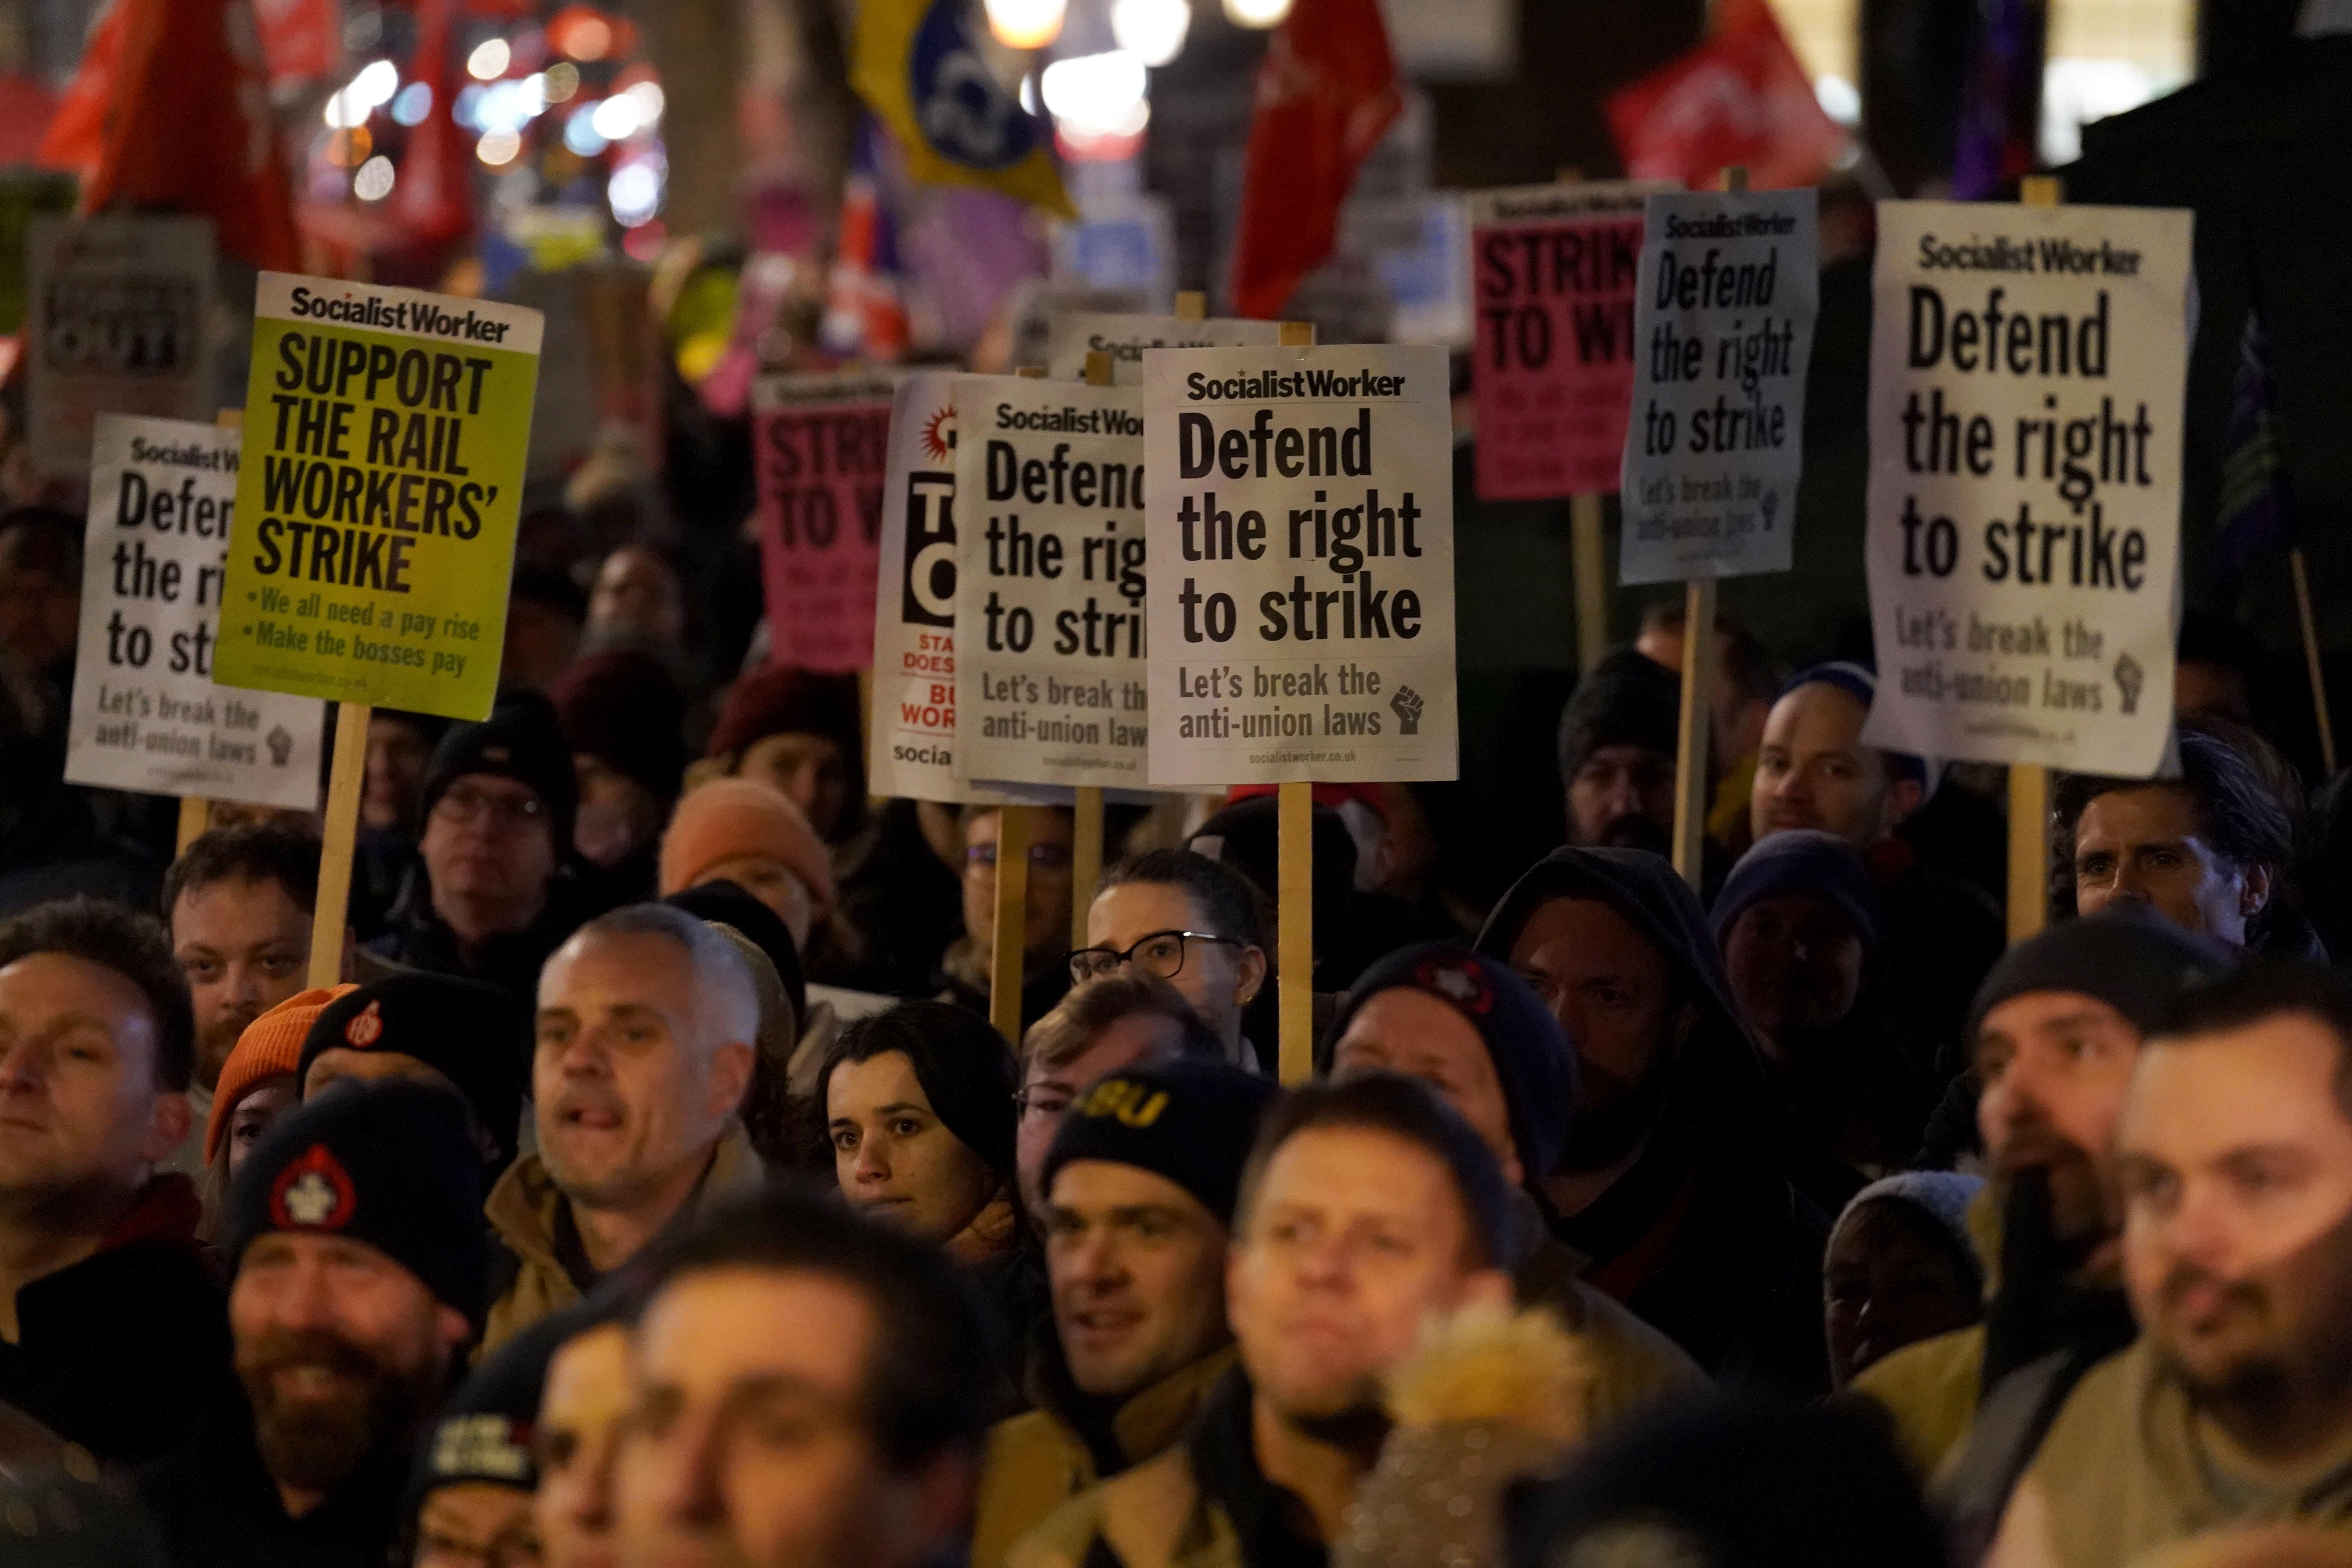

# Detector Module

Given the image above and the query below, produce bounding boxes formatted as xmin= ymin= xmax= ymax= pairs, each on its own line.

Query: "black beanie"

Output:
xmin=299 ymin=972 xmax=531 ymax=1170
xmin=821 ymin=1001 xmax=1018 ymax=1186
xmin=1319 ymin=942 xmax=1576 ymax=1182
xmin=1556 ymin=647 xmax=1680 ymax=785
xmin=667 ymin=879 xmax=806 ymax=1027
xmin=230 ymin=1079 xmax=489 ymax=1330
xmin=1964 ymin=904 xmax=2236 ymax=1047
xmin=422 ymin=689 xmax=580 ymax=847
xmin=1041 ymin=1057 xmax=1278 ymax=1225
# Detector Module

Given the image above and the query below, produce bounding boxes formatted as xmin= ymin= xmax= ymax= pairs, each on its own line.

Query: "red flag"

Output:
xmin=1227 ymin=0 xmax=1402 ymax=321
xmin=387 ymin=0 xmax=473 ymax=247
xmin=57 ymin=0 xmax=300 ymax=273
xmin=252 ymin=0 xmax=338 ymax=84
xmin=1604 ymin=0 xmax=1846 ymax=190
xmin=34 ymin=0 xmax=127 ymax=179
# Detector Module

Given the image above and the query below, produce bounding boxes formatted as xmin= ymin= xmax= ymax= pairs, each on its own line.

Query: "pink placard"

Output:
xmin=1471 ymin=206 xmax=1649 ymax=501
xmin=755 ymin=395 xmax=891 ymax=672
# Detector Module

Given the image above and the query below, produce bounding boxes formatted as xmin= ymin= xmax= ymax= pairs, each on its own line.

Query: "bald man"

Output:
xmin=484 ymin=905 xmax=765 ymax=1351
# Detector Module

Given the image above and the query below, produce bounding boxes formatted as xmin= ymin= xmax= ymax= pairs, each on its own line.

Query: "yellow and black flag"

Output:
xmin=851 ymin=0 xmax=1075 ymax=218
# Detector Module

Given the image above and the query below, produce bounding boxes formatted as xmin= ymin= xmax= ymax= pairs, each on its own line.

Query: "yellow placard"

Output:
xmin=211 ymin=273 xmax=543 ymax=722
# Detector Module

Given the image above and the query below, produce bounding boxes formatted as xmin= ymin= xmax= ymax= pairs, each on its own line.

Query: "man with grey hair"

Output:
xmin=482 ymin=903 xmax=764 ymax=1351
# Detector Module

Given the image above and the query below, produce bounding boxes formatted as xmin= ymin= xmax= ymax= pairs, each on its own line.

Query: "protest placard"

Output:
xmin=1618 ymin=187 xmax=1817 ymax=584
xmin=868 ymin=371 xmax=1014 ymax=803
xmin=1141 ymin=343 xmax=1457 ymax=787
xmin=62 ymin=414 xmax=325 ymax=809
xmin=1860 ymin=200 xmax=2192 ymax=777
xmin=24 ymin=216 xmax=216 ymax=479
xmin=1046 ymin=311 xmax=1282 ymax=385
xmin=951 ymin=374 xmax=1148 ymax=790
xmin=755 ymin=372 xmax=895 ymax=673
xmin=1469 ymin=180 xmax=1671 ymax=500
xmin=210 ymin=274 xmax=543 ymax=722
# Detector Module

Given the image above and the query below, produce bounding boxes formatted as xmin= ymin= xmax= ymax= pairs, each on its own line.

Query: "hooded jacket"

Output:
xmin=1476 ymin=847 xmax=1831 ymax=1391
xmin=480 ymin=1118 xmax=767 ymax=1354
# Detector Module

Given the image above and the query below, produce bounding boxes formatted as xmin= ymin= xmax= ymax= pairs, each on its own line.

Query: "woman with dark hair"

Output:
xmin=820 ymin=1001 xmax=1021 ymax=1266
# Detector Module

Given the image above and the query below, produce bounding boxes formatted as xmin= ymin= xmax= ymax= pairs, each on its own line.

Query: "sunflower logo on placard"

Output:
xmin=921 ymin=405 xmax=957 ymax=463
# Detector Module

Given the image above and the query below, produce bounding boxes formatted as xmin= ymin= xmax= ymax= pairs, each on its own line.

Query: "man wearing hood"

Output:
xmin=1555 ymin=649 xmax=1682 ymax=859
xmin=1475 ymin=846 xmax=1830 ymax=1390
xmin=1849 ymin=908 xmax=2230 ymax=1554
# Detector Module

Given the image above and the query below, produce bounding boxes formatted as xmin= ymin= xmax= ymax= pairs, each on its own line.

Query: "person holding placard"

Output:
xmin=941 ymin=804 xmax=1076 ymax=1036
xmin=368 ymin=693 xmax=595 ymax=1002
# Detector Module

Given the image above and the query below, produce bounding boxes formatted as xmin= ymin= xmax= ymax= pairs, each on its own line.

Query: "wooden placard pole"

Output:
xmin=1572 ymin=493 xmax=1609 ymax=673
xmin=2007 ymin=174 xmax=2063 ymax=945
xmin=2291 ymin=548 xmax=2338 ymax=778
xmin=1276 ymin=319 xmax=1317 ymax=1084
xmin=310 ymin=700 xmax=368 ymax=988
xmin=1551 ymin=167 xmax=1609 ymax=672
xmin=1175 ymin=290 xmax=1206 ymax=322
xmin=988 ymin=366 xmax=1055 ymax=1039
xmin=1067 ymin=349 xmax=1121 ymax=942
xmin=1666 ymin=168 xmax=1747 ymax=894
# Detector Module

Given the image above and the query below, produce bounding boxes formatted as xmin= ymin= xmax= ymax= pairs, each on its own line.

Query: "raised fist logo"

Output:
xmin=266 ymin=725 xmax=294 ymax=766
xmin=2113 ymin=651 xmax=2144 ymax=716
xmin=1390 ymin=684 xmax=1425 ymax=736
xmin=1760 ymin=489 xmax=1780 ymax=531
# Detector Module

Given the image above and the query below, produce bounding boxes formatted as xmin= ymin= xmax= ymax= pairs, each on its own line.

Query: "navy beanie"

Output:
xmin=1711 ymin=829 xmax=1885 ymax=954
xmin=229 ymin=1079 xmax=490 ymax=1330
xmin=1781 ymin=662 xmax=1926 ymax=786
xmin=1041 ymin=1057 xmax=1278 ymax=1226
xmin=1320 ymin=942 xmax=1576 ymax=1183
xmin=1965 ymin=904 xmax=2236 ymax=1046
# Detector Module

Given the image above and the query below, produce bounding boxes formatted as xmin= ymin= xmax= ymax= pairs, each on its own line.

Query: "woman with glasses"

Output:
xmin=1073 ymin=849 xmax=1270 ymax=1074
xmin=936 ymin=805 xmax=1077 ymax=1034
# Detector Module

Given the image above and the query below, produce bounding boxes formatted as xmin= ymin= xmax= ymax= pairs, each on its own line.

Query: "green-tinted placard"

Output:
xmin=212 ymin=272 xmax=543 ymax=721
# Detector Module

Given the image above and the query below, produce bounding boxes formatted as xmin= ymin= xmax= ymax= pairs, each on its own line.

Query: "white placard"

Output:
xmin=1142 ymin=344 xmax=1457 ymax=786
xmin=952 ymin=376 xmax=1149 ymax=789
xmin=1618 ymin=188 xmax=1818 ymax=584
xmin=25 ymin=216 xmax=217 ymax=479
xmin=1046 ymin=312 xmax=1284 ymax=386
xmin=866 ymin=372 xmax=1013 ymax=803
xmin=64 ymin=415 xmax=326 ymax=808
xmin=1861 ymin=201 xmax=2193 ymax=775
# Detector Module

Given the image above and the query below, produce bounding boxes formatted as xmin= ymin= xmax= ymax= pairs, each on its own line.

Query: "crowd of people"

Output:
xmin=2 ymin=497 xmax=2352 ymax=1568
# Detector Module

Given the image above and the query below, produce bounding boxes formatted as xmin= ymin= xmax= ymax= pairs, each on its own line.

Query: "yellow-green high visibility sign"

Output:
xmin=212 ymin=273 xmax=542 ymax=721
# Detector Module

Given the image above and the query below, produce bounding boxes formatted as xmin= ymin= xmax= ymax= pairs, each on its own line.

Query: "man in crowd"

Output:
xmin=1556 ymin=647 xmax=1680 ymax=855
xmin=1852 ymin=908 xmax=2231 ymax=1511
xmin=2058 ymin=721 xmax=2312 ymax=957
xmin=141 ymin=1080 xmax=484 ymax=1568
xmin=0 ymin=507 xmax=81 ymax=707
xmin=1014 ymin=976 xmax=1225 ymax=1216
xmin=485 ymin=903 xmax=762 ymax=1350
xmin=1077 ymin=850 xmax=1270 ymax=1073
xmin=0 ymin=898 xmax=220 ymax=1463
xmin=164 ymin=821 xmax=326 ymax=1174
xmin=1323 ymin=941 xmax=1705 ymax=1423
xmin=1990 ymin=962 xmax=2352 ymax=1567
xmin=370 ymin=692 xmax=597 ymax=998
xmin=974 ymin=1056 xmax=1276 ymax=1567
xmin=1013 ymin=1075 xmax=1515 ymax=1568
xmin=1477 ymin=846 xmax=1829 ymax=1388
xmin=1749 ymin=662 xmax=2003 ymax=1082
xmin=296 ymin=973 xmax=531 ymax=1172
xmin=941 ymin=804 xmax=1076 ymax=1034
xmin=612 ymin=1186 xmax=995 ymax=1568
